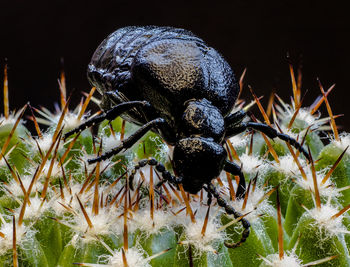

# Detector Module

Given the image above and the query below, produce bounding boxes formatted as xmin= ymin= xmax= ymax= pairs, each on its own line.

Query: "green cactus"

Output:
xmin=0 ymin=68 xmax=349 ymax=267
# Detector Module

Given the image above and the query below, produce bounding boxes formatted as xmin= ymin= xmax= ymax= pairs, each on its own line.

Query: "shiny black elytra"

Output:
xmin=64 ymin=26 xmax=309 ymax=248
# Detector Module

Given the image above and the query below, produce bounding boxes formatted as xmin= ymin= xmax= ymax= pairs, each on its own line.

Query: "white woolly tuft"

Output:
xmin=230 ymin=186 xmax=274 ymax=222
xmin=0 ymin=114 xmax=19 ymax=126
xmin=130 ymin=165 xmax=162 ymax=187
xmin=0 ymin=175 xmax=42 ymax=197
xmin=130 ymin=209 xmax=174 ymax=235
xmin=273 ymin=155 xmax=306 ymax=177
xmin=183 ymin=219 xmax=223 ymax=254
xmin=333 ymin=133 xmax=350 ymax=154
xmin=296 ymin=108 xmax=318 ymax=126
xmin=17 ymin=195 xmax=50 ymax=220
xmin=50 ymin=183 xmax=92 ymax=215
xmin=148 ymin=135 xmax=169 ymax=161
xmin=0 ymin=222 xmax=29 ymax=255
xmin=102 ymin=133 xmax=121 ymax=151
xmin=72 ymin=205 xmax=122 ymax=243
xmin=107 ymin=247 xmax=151 ymax=267
xmin=262 ymin=253 xmax=302 ymax=267
xmin=0 ymin=160 xmax=5 ymax=169
xmin=239 ymin=153 xmax=267 ymax=176
xmin=281 ymin=107 xmax=319 ymax=128
xmin=62 ymin=112 xmax=84 ymax=130
xmin=28 ymin=132 xmax=63 ymax=153
xmin=308 ymin=204 xmax=347 ymax=236
xmin=279 ymin=125 xmax=299 ymax=140
xmin=295 ymin=167 xmax=339 ymax=199
xmin=228 ymin=134 xmax=248 ymax=148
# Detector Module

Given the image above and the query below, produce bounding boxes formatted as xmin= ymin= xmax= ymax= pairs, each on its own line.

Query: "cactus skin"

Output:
xmin=288 ymin=213 xmax=350 ymax=266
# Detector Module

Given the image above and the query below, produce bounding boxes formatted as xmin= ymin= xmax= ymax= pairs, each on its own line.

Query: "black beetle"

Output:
xmin=64 ymin=26 xmax=309 ymax=248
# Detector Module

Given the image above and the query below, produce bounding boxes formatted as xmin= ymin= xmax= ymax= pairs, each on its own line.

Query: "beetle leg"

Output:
xmin=88 ymin=118 xmax=166 ymax=164
xmin=224 ymin=160 xmax=246 ymax=199
xmin=205 ymin=183 xmax=250 ymax=249
xmin=128 ymin=157 xmax=181 ymax=190
xmin=63 ymin=100 xmax=151 ymax=140
xmin=207 ymin=190 xmax=212 ymax=206
xmin=224 ymin=110 xmax=247 ymax=127
xmin=225 ymin=122 xmax=310 ymax=161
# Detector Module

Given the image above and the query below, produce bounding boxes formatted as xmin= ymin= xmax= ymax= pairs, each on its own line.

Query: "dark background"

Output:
xmin=1 ymin=0 xmax=349 ymax=131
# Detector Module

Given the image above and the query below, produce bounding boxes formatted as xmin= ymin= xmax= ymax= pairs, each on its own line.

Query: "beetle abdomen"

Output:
xmin=88 ymin=26 xmax=203 ymax=94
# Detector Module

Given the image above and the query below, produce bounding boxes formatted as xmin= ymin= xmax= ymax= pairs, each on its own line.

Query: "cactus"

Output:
xmin=0 ymin=66 xmax=349 ymax=267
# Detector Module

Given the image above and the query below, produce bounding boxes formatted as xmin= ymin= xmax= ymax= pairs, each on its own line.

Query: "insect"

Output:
xmin=64 ymin=26 xmax=309 ymax=248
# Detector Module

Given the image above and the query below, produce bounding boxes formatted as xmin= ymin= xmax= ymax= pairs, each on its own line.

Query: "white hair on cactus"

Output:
xmin=0 ymin=157 xmax=6 ymax=169
xmin=27 ymin=132 xmax=63 ymax=154
xmin=130 ymin=209 xmax=174 ymax=235
xmin=1 ymin=175 xmax=35 ymax=197
xmin=228 ymin=134 xmax=248 ymax=148
xmin=101 ymin=133 xmax=121 ymax=152
xmin=0 ymin=222 xmax=29 ymax=255
xmin=149 ymin=135 xmax=169 ymax=161
xmin=239 ymin=153 xmax=267 ymax=176
xmin=183 ymin=219 xmax=223 ymax=254
xmin=50 ymin=182 xmax=92 ymax=215
xmin=38 ymin=160 xmax=64 ymax=179
xmin=175 ymin=204 xmax=224 ymax=254
xmin=332 ymin=133 xmax=350 ymax=155
xmin=307 ymin=204 xmax=347 ymax=237
xmin=0 ymin=114 xmax=18 ymax=126
xmin=229 ymin=186 xmax=274 ymax=222
xmin=279 ymin=125 xmax=299 ymax=140
xmin=280 ymin=107 xmax=319 ymax=128
xmin=296 ymin=108 xmax=319 ymax=126
xmin=273 ymin=155 xmax=306 ymax=177
xmin=260 ymin=252 xmax=302 ymax=267
xmin=62 ymin=112 xmax=85 ymax=130
xmin=295 ymin=167 xmax=339 ymax=199
xmin=129 ymin=165 xmax=162 ymax=188
xmin=71 ymin=204 xmax=122 ymax=243
xmin=107 ymin=247 xmax=151 ymax=267
xmin=17 ymin=195 xmax=50 ymax=220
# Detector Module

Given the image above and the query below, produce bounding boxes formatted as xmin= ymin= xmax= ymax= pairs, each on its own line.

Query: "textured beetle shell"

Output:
xmin=87 ymin=26 xmax=239 ymax=144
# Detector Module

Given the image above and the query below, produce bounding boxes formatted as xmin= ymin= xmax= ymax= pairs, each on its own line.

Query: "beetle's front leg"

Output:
xmin=204 ymin=183 xmax=250 ymax=248
xmin=128 ymin=157 xmax=182 ymax=190
xmin=63 ymin=100 xmax=150 ymax=140
xmin=224 ymin=160 xmax=246 ymax=199
xmin=88 ymin=118 xmax=166 ymax=164
xmin=225 ymin=121 xmax=310 ymax=160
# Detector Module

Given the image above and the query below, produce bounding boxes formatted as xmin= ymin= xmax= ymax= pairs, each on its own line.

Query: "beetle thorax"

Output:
xmin=179 ymin=98 xmax=225 ymax=142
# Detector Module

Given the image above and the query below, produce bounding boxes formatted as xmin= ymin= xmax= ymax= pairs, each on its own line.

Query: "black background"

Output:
xmin=1 ymin=0 xmax=349 ymax=131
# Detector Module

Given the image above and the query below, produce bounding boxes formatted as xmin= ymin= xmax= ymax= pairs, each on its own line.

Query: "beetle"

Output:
xmin=64 ymin=26 xmax=309 ymax=248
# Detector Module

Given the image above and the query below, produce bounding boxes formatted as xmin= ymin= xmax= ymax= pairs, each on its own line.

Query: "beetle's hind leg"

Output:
xmin=205 ymin=183 xmax=250 ymax=248
xmin=225 ymin=121 xmax=310 ymax=160
xmin=63 ymin=100 xmax=150 ymax=140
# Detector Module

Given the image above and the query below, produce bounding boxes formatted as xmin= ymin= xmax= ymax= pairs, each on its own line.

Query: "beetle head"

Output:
xmin=173 ymin=137 xmax=226 ymax=194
